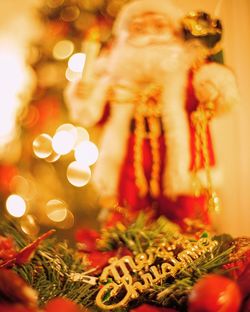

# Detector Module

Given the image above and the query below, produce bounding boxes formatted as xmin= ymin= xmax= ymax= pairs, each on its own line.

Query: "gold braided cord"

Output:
xmin=134 ymin=109 xmax=148 ymax=197
xmin=134 ymin=84 xmax=162 ymax=198
xmin=191 ymin=102 xmax=220 ymax=212
xmin=148 ymin=116 xmax=161 ymax=198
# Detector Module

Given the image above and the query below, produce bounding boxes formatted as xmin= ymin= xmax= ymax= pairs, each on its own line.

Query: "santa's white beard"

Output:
xmin=108 ymin=36 xmax=193 ymax=84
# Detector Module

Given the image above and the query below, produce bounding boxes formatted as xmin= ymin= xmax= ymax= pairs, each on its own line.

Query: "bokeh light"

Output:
xmin=47 ymin=0 xmax=64 ymax=8
xmin=56 ymin=123 xmax=77 ymax=136
xmin=44 ymin=150 xmax=60 ymax=163
xmin=53 ymin=40 xmax=74 ymax=60
xmin=20 ymin=215 xmax=39 ymax=235
xmin=46 ymin=199 xmax=68 ymax=222
xmin=33 ymin=133 xmax=53 ymax=159
xmin=57 ymin=210 xmax=74 ymax=229
xmin=75 ymin=127 xmax=90 ymax=146
xmin=10 ymin=175 xmax=36 ymax=201
xmin=65 ymin=67 xmax=82 ymax=82
xmin=67 ymin=161 xmax=91 ymax=187
xmin=61 ymin=5 xmax=80 ymax=22
xmin=74 ymin=141 xmax=98 ymax=166
xmin=68 ymin=53 xmax=86 ymax=73
xmin=52 ymin=130 xmax=76 ymax=155
xmin=6 ymin=194 xmax=27 ymax=218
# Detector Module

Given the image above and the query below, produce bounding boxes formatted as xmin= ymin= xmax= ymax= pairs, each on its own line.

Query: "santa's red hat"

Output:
xmin=113 ymin=0 xmax=183 ymax=36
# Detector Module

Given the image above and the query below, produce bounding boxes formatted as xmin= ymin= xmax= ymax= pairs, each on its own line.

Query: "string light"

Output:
xmin=6 ymin=194 xmax=27 ymax=218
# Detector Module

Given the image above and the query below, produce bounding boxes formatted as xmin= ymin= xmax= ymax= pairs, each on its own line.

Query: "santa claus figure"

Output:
xmin=65 ymin=0 xmax=239 ymax=227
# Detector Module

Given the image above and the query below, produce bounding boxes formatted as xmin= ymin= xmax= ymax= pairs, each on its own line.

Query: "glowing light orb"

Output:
xmin=33 ymin=133 xmax=53 ymax=159
xmin=67 ymin=161 xmax=91 ymax=187
xmin=6 ymin=194 xmax=27 ymax=218
xmin=45 ymin=150 xmax=60 ymax=163
xmin=57 ymin=210 xmax=74 ymax=229
xmin=61 ymin=5 xmax=80 ymax=22
xmin=68 ymin=53 xmax=86 ymax=73
xmin=20 ymin=215 xmax=39 ymax=236
xmin=53 ymin=40 xmax=74 ymax=60
xmin=10 ymin=175 xmax=36 ymax=201
xmin=56 ymin=123 xmax=77 ymax=137
xmin=65 ymin=67 xmax=82 ymax=82
xmin=46 ymin=199 xmax=68 ymax=222
xmin=75 ymin=127 xmax=90 ymax=146
xmin=47 ymin=0 xmax=64 ymax=8
xmin=74 ymin=141 xmax=98 ymax=166
xmin=52 ymin=130 xmax=75 ymax=155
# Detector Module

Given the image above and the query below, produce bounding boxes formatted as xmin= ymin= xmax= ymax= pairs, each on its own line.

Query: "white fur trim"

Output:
xmin=193 ymin=63 xmax=240 ymax=115
xmin=92 ymin=103 xmax=134 ymax=196
xmin=195 ymin=166 xmax=223 ymax=190
xmin=64 ymin=77 xmax=110 ymax=127
xmin=113 ymin=0 xmax=182 ymax=36
xmin=161 ymin=68 xmax=191 ymax=198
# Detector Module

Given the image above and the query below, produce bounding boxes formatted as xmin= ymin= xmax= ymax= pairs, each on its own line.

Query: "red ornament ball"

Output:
xmin=45 ymin=297 xmax=87 ymax=312
xmin=188 ymin=274 xmax=242 ymax=312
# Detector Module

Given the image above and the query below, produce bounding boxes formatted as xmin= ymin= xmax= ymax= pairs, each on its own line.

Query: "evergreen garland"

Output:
xmin=0 ymin=215 xmax=236 ymax=311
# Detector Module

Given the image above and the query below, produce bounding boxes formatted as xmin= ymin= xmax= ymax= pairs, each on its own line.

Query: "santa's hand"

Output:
xmin=195 ymin=80 xmax=219 ymax=104
xmin=64 ymin=79 xmax=93 ymax=123
xmin=74 ymin=80 xmax=94 ymax=99
xmin=193 ymin=63 xmax=239 ymax=116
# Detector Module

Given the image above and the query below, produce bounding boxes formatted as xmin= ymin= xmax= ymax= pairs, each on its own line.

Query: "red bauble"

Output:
xmin=131 ymin=304 xmax=177 ymax=312
xmin=188 ymin=274 xmax=242 ymax=312
xmin=45 ymin=297 xmax=86 ymax=312
xmin=0 ymin=304 xmax=35 ymax=312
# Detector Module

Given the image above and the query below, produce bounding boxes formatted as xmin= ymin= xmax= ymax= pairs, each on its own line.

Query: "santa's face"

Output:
xmin=108 ymin=11 xmax=192 ymax=83
xmin=127 ymin=12 xmax=179 ymax=47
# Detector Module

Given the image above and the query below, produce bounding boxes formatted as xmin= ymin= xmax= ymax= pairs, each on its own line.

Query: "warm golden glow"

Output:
xmin=74 ymin=141 xmax=99 ymax=166
xmin=0 ymin=44 xmax=33 ymax=153
xmin=6 ymin=194 xmax=27 ymax=218
xmin=68 ymin=52 xmax=86 ymax=72
xmin=67 ymin=161 xmax=91 ymax=187
xmin=53 ymin=40 xmax=74 ymax=60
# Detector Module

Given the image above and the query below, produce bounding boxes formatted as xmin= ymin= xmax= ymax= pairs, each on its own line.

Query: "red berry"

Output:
xmin=188 ymin=274 xmax=242 ymax=312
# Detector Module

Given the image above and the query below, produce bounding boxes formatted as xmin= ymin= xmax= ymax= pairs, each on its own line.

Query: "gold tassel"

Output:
xmin=191 ymin=102 xmax=220 ymax=212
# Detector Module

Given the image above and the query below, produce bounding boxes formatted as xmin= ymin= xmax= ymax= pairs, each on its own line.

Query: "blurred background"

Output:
xmin=0 ymin=0 xmax=249 ymax=240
